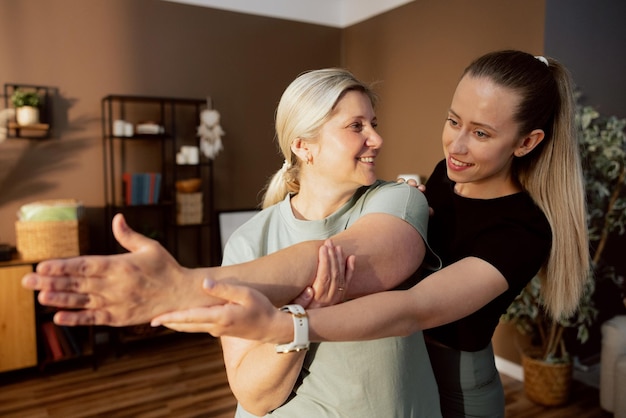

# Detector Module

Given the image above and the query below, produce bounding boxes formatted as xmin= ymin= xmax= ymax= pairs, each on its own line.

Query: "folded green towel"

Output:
xmin=18 ymin=199 xmax=84 ymax=221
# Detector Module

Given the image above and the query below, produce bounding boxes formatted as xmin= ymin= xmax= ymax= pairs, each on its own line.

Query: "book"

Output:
xmin=131 ymin=173 xmax=143 ymax=205
xmin=141 ymin=173 xmax=151 ymax=205
xmin=148 ymin=172 xmax=156 ymax=204
xmin=153 ymin=173 xmax=162 ymax=203
xmin=54 ymin=324 xmax=74 ymax=357
xmin=122 ymin=172 xmax=162 ymax=205
xmin=122 ymin=172 xmax=132 ymax=205
xmin=41 ymin=321 xmax=65 ymax=360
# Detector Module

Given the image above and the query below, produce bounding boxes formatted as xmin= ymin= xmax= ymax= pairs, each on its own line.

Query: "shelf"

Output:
xmin=107 ymin=133 xmax=171 ymax=141
xmin=102 ymin=93 xmax=217 ymax=268
xmin=3 ymin=83 xmax=55 ymax=139
xmin=109 ymin=202 xmax=174 ymax=210
xmin=7 ymin=122 xmax=51 ymax=139
xmin=8 ymin=121 xmax=50 ymax=131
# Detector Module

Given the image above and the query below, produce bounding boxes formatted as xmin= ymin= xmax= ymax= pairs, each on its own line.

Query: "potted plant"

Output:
xmin=501 ymin=97 xmax=626 ymax=406
xmin=11 ymin=89 xmax=41 ymax=126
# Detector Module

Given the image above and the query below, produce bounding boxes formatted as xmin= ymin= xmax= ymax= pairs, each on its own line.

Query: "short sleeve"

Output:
xmin=360 ymin=181 xmax=441 ymax=269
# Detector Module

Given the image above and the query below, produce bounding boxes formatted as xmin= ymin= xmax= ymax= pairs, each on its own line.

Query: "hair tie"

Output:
xmin=281 ymin=159 xmax=291 ymax=174
xmin=534 ymin=55 xmax=549 ymax=67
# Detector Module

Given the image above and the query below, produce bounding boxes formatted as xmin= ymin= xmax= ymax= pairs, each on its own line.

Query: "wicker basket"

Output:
xmin=176 ymin=192 xmax=203 ymax=225
xmin=15 ymin=220 xmax=89 ymax=261
xmin=521 ymin=349 xmax=573 ymax=406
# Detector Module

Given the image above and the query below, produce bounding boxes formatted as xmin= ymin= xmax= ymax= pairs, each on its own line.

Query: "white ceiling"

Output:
xmin=163 ymin=0 xmax=414 ymax=28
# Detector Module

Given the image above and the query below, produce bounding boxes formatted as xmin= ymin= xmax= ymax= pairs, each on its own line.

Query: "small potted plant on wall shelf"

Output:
xmin=11 ymin=89 xmax=41 ymax=126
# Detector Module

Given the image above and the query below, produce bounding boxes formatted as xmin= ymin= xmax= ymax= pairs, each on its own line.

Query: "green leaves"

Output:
xmin=11 ymin=89 xmax=41 ymax=108
xmin=578 ymin=106 xmax=626 ymax=243
xmin=502 ymin=96 xmax=626 ymax=362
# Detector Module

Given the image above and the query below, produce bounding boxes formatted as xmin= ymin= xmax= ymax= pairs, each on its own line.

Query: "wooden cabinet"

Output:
xmin=0 ymin=263 xmax=37 ymax=372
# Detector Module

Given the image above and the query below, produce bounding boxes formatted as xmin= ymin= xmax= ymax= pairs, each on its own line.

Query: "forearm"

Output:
xmin=222 ymin=337 xmax=305 ymax=415
xmin=213 ymin=240 xmax=324 ymax=307
xmin=266 ymin=290 xmax=423 ymax=344
xmin=212 ymin=213 xmax=425 ymax=307
xmin=266 ymin=258 xmax=510 ymax=344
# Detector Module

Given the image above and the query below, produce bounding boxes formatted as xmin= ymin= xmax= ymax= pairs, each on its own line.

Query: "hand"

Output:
xmin=293 ymin=239 xmax=355 ymax=308
xmin=151 ymin=279 xmax=280 ymax=341
xmin=21 ymin=213 xmax=200 ymax=327
xmin=396 ymin=176 xmax=426 ymax=193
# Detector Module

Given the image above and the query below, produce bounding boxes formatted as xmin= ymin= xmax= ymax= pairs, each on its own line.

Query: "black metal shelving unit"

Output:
xmin=101 ymin=95 xmax=216 ymax=268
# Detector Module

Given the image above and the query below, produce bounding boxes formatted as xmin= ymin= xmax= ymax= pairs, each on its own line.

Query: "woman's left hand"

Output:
xmin=293 ymin=239 xmax=355 ymax=308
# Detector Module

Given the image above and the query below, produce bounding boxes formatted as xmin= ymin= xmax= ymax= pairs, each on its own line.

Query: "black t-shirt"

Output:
xmin=423 ymin=160 xmax=552 ymax=351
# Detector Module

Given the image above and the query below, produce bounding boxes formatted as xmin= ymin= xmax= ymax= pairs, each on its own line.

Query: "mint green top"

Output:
xmin=223 ymin=180 xmax=441 ymax=418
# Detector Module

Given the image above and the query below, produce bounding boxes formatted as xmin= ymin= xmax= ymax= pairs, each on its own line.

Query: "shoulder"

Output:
xmin=222 ymin=204 xmax=283 ymax=265
xmin=357 ymin=180 xmax=429 ymax=221
xmin=363 ymin=180 xmax=428 ymax=205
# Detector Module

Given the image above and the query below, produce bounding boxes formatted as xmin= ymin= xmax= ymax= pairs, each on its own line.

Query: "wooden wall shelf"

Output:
xmin=3 ymin=83 xmax=55 ymax=139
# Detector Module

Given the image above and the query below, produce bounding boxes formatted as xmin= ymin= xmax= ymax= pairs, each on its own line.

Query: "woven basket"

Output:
xmin=16 ymin=220 xmax=89 ymax=261
xmin=176 ymin=192 xmax=203 ymax=225
xmin=521 ymin=349 xmax=572 ymax=406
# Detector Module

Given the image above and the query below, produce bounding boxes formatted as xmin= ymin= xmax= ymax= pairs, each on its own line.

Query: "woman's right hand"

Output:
xmin=293 ymin=239 xmax=355 ymax=308
xmin=21 ymin=213 xmax=202 ymax=327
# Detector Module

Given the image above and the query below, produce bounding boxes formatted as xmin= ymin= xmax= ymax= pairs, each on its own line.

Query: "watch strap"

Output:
xmin=275 ymin=304 xmax=310 ymax=353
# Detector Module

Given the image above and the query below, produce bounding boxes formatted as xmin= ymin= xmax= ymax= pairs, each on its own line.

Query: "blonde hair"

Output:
xmin=465 ymin=51 xmax=590 ymax=319
xmin=261 ymin=68 xmax=377 ymax=208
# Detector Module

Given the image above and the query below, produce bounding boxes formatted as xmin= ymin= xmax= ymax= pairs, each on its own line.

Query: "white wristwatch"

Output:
xmin=275 ymin=304 xmax=310 ymax=353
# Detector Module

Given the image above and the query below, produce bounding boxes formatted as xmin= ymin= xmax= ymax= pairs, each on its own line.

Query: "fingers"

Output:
xmin=33 ymin=255 xmax=118 ymax=281
xmin=343 ymin=255 xmax=355 ymax=298
xmin=307 ymin=243 xmax=332 ymax=307
xmin=200 ymin=278 xmax=249 ymax=306
xmin=34 ymin=256 xmax=91 ymax=277
xmin=160 ymin=323 xmax=213 ymax=334
xmin=112 ymin=213 xmax=155 ymax=254
xmin=292 ymin=287 xmax=314 ymax=308
xmin=328 ymin=240 xmax=346 ymax=293
xmin=152 ymin=307 xmax=220 ymax=327
xmin=38 ymin=289 xmax=92 ymax=308
xmin=53 ymin=309 xmax=113 ymax=326
xmin=308 ymin=239 xmax=350 ymax=308
xmin=396 ymin=177 xmax=423 ymax=190
xmin=23 ymin=270 xmax=106 ymax=295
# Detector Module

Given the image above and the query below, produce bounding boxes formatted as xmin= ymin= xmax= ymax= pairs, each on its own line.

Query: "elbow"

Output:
xmin=232 ymin=386 xmax=287 ymax=417
xmin=239 ymin=402 xmax=272 ymax=417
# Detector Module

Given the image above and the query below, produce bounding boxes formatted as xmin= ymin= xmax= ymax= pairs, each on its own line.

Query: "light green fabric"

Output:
xmin=224 ymin=180 xmax=441 ymax=418
xmin=18 ymin=200 xmax=83 ymax=221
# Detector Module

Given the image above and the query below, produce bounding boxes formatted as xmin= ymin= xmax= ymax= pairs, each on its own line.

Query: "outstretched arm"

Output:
xmin=22 ymin=207 xmax=424 ymax=326
xmin=152 ymin=257 xmax=508 ymax=343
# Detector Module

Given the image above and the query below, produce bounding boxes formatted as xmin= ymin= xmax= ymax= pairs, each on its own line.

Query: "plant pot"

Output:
xmin=16 ymin=106 xmax=40 ymax=126
xmin=521 ymin=349 xmax=573 ymax=406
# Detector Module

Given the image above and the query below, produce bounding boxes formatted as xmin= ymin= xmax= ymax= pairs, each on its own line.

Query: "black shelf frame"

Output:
xmin=101 ymin=94 xmax=216 ymax=267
